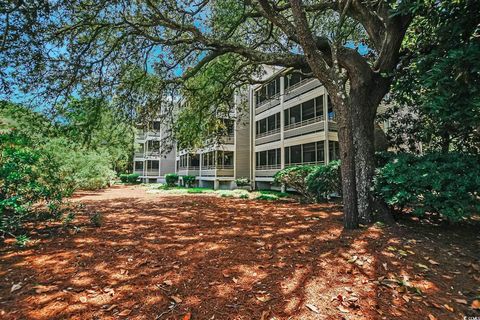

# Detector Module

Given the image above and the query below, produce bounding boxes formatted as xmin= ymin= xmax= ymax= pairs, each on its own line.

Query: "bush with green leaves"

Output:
xmin=182 ymin=175 xmax=196 ymax=188
xmin=0 ymin=131 xmax=67 ymax=239
xmin=165 ymin=173 xmax=179 ymax=187
xmin=374 ymin=152 xmax=480 ymax=221
xmin=119 ymin=173 xmax=140 ymax=184
xmin=273 ymin=165 xmax=316 ymax=201
xmin=306 ymin=161 xmax=342 ymax=201
xmin=235 ymin=177 xmax=250 ymax=187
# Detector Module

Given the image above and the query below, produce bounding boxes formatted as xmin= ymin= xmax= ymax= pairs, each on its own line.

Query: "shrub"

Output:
xmin=89 ymin=211 xmax=103 ymax=227
xmin=0 ymin=131 xmax=67 ymax=238
xmin=165 ymin=173 xmax=179 ymax=187
xmin=273 ymin=165 xmax=316 ymax=200
xmin=255 ymin=194 xmax=279 ymax=201
xmin=235 ymin=177 xmax=250 ymax=187
xmin=374 ymin=152 xmax=480 ymax=221
xmin=119 ymin=173 xmax=140 ymax=184
xmin=306 ymin=160 xmax=342 ymax=201
xmin=182 ymin=175 xmax=196 ymax=188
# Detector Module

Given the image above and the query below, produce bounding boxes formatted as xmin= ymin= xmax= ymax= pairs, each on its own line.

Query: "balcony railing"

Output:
xmin=284 ymin=115 xmax=324 ymax=131
xmin=256 ymin=164 xmax=281 ymax=170
xmin=284 ymin=78 xmax=314 ymax=94
xmin=285 ymin=161 xmax=325 ymax=167
xmin=256 ymin=92 xmax=281 ymax=108
xmin=145 ymin=170 xmax=159 ymax=176
xmin=202 ymin=164 xmax=234 ymax=170
xmin=256 ymin=127 xmax=280 ymax=139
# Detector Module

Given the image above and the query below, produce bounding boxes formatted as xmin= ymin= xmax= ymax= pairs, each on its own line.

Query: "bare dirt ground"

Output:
xmin=1 ymin=185 xmax=479 ymax=320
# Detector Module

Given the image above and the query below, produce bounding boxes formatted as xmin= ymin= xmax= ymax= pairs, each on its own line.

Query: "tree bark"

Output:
xmin=335 ymin=100 xmax=359 ymax=229
xmin=350 ymin=90 xmax=376 ymax=224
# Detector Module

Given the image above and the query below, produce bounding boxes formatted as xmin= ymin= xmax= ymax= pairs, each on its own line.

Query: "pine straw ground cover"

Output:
xmin=0 ymin=185 xmax=479 ymax=320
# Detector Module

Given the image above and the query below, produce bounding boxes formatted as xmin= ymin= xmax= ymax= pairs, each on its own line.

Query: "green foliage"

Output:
xmin=273 ymin=166 xmax=316 ymax=200
xmin=388 ymin=0 xmax=480 ymax=153
xmin=120 ymin=173 xmax=140 ymax=184
xmin=0 ymin=130 xmax=66 ymax=237
xmin=182 ymin=175 xmax=196 ymax=188
xmin=255 ymin=194 xmax=280 ymax=201
xmin=374 ymin=153 xmax=480 ymax=221
xmin=235 ymin=177 xmax=250 ymax=187
xmin=306 ymin=161 xmax=342 ymax=201
xmin=165 ymin=173 xmax=179 ymax=187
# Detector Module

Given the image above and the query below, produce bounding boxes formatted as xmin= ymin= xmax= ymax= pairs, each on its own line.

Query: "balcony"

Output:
xmin=146 ymin=131 xmax=161 ymax=139
xmin=134 ymin=152 xmax=145 ymax=158
xmin=284 ymin=116 xmax=325 ymax=140
xmin=200 ymin=164 xmax=234 ymax=177
xmin=178 ymin=166 xmax=200 ymax=176
xmin=255 ymin=95 xmax=281 ymax=115
xmin=284 ymin=78 xmax=321 ymax=102
xmin=255 ymin=128 xmax=281 ymax=146
xmin=285 ymin=161 xmax=325 ymax=167
xmin=255 ymin=164 xmax=281 ymax=178
xmin=145 ymin=169 xmax=159 ymax=176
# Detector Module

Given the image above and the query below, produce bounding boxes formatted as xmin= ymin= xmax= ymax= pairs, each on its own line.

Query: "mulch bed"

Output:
xmin=0 ymin=185 xmax=479 ymax=320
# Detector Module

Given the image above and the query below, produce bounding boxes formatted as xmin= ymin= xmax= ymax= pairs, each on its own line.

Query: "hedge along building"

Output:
xmin=250 ymin=66 xmax=340 ymax=190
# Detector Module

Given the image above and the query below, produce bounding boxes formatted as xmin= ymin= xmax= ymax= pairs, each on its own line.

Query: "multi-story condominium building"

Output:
xmin=250 ymin=66 xmax=340 ymax=190
xmin=175 ymin=100 xmax=251 ymax=189
xmin=132 ymin=120 xmax=176 ymax=183
xmin=132 ymin=66 xmax=341 ymax=189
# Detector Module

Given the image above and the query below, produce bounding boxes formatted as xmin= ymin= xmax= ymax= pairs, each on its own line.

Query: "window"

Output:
xmin=267 ymin=114 xmax=276 ymax=131
xmin=223 ymin=151 xmax=234 ymax=166
xmin=190 ymin=154 xmax=199 ymax=167
xmin=260 ymin=118 xmax=267 ymax=134
xmin=285 ymin=147 xmax=290 ymax=164
xmin=259 ymin=151 xmax=267 ymax=166
xmin=267 ymin=149 xmax=277 ymax=165
xmin=303 ymin=143 xmax=316 ymax=163
xmin=135 ymin=161 xmax=143 ymax=170
xmin=315 ymin=96 xmax=324 ymax=117
xmin=286 ymin=72 xmax=303 ymax=89
xmin=316 ymin=142 xmax=325 ymax=163
xmin=290 ymin=145 xmax=302 ymax=164
xmin=288 ymin=105 xmax=301 ymax=125
xmin=302 ymin=99 xmax=315 ymax=121
xmin=329 ymin=141 xmax=340 ymax=161
xmin=152 ymin=121 xmax=161 ymax=131
xmin=147 ymin=160 xmax=159 ymax=170
xmin=328 ymin=96 xmax=335 ymax=120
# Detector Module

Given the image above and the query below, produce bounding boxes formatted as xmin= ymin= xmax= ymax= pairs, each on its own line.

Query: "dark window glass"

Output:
xmin=285 ymin=147 xmax=290 ymax=164
xmin=327 ymin=96 xmax=335 ymax=120
xmin=148 ymin=160 xmax=159 ymax=170
xmin=329 ymin=141 xmax=340 ymax=161
xmin=224 ymin=151 xmax=234 ymax=166
xmin=316 ymin=142 xmax=325 ymax=163
xmin=315 ymin=96 xmax=324 ymax=117
xmin=260 ymin=151 xmax=267 ymax=166
xmin=303 ymin=143 xmax=316 ymax=163
xmin=302 ymin=99 xmax=315 ymax=121
xmin=287 ymin=72 xmax=302 ymax=88
xmin=267 ymin=114 xmax=276 ymax=131
xmin=289 ymin=105 xmax=301 ymax=124
xmin=276 ymin=148 xmax=281 ymax=165
xmin=276 ymin=113 xmax=280 ymax=128
xmin=290 ymin=145 xmax=302 ymax=163
xmin=190 ymin=154 xmax=199 ymax=166
xmin=267 ymin=149 xmax=276 ymax=165
xmin=260 ymin=118 xmax=267 ymax=134
xmin=284 ymin=109 xmax=289 ymax=126
xmin=256 ymin=121 xmax=260 ymax=135
xmin=135 ymin=161 xmax=143 ymax=170
xmin=152 ymin=121 xmax=161 ymax=130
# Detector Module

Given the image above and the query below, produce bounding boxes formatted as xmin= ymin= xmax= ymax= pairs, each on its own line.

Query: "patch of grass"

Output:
xmin=255 ymin=194 xmax=280 ymax=201
xmin=258 ymin=190 xmax=290 ymax=198
xmin=187 ymin=187 xmax=212 ymax=194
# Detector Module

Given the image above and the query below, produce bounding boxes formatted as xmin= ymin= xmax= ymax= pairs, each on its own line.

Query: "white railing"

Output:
xmin=285 ymin=161 xmax=325 ymax=167
xmin=256 ymin=164 xmax=281 ymax=170
xmin=256 ymin=127 xmax=280 ymax=139
xmin=284 ymin=115 xmax=323 ymax=131
xmin=134 ymin=152 xmax=144 ymax=157
xmin=202 ymin=164 xmax=234 ymax=170
xmin=284 ymin=78 xmax=315 ymax=94
xmin=145 ymin=170 xmax=159 ymax=176
xmin=256 ymin=92 xmax=281 ymax=108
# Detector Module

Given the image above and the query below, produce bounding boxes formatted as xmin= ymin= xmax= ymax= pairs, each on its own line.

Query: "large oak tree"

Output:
xmin=1 ymin=0 xmax=417 ymax=228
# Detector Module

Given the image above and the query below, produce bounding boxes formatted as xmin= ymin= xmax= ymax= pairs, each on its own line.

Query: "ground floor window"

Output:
xmin=285 ymin=141 xmax=326 ymax=165
xmin=134 ymin=161 xmax=143 ymax=170
xmin=146 ymin=160 xmax=159 ymax=170
xmin=256 ymin=148 xmax=280 ymax=168
xmin=329 ymin=141 xmax=340 ymax=161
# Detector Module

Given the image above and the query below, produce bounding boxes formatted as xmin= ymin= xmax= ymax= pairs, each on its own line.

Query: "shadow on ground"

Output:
xmin=0 ymin=186 xmax=479 ymax=320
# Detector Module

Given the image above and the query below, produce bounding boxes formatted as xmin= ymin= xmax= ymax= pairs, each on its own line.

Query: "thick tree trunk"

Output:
xmin=336 ymin=101 xmax=359 ymax=229
xmin=350 ymin=92 xmax=376 ymax=224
